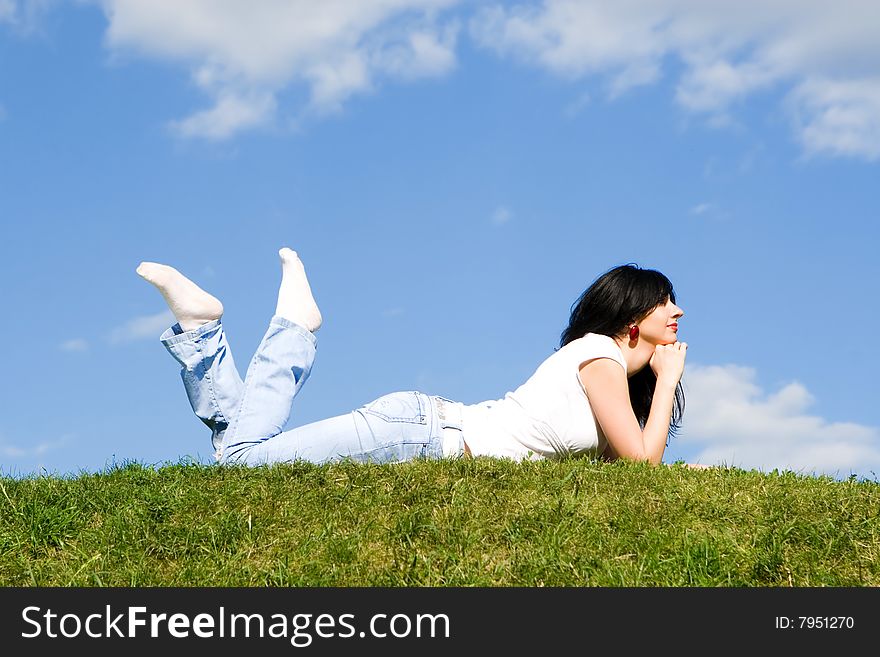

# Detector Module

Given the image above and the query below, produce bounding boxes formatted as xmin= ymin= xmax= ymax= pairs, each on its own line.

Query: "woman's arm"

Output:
xmin=602 ymin=440 xmax=714 ymax=469
xmin=580 ymin=358 xmax=679 ymax=466
xmin=584 ymin=342 xmax=687 ymax=465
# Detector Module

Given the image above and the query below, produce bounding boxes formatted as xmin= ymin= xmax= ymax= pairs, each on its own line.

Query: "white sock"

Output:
xmin=275 ymin=247 xmax=322 ymax=333
xmin=136 ymin=262 xmax=224 ymax=332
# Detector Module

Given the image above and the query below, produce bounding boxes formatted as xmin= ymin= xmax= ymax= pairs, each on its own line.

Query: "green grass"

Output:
xmin=1 ymin=458 xmax=878 ymax=586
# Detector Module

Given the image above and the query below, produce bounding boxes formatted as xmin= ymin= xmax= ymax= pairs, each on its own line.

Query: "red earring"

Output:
xmin=628 ymin=324 xmax=639 ymax=341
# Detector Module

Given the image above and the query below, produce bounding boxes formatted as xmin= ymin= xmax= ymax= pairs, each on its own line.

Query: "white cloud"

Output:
xmin=170 ymin=91 xmax=277 ymax=140
xmin=59 ymin=338 xmax=89 ymax=352
xmin=689 ymin=202 xmax=711 ymax=216
xmin=678 ymin=363 xmax=880 ymax=479
xmin=789 ymin=77 xmax=880 ymax=161
xmin=471 ymin=2 xmax=667 ymax=83
xmin=94 ymin=0 xmax=462 ymax=139
xmin=676 ymin=56 xmax=778 ymax=114
xmin=492 ymin=205 xmax=512 ymax=225
xmin=107 ymin=309 xmax=175 ymax=344
xmin=471 ymin=0 xmax=880 ymax=160
xmin=370 ymin=21 xmax=459 ymax=81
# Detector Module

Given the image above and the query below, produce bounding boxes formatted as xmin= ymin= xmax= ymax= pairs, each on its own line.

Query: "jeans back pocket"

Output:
xmin=361 ymin=391 xmax=427 ymax=424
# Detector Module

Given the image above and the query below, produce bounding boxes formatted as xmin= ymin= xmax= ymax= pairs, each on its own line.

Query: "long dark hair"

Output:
xmin=559 ymin=263 xmax=685 ymax=442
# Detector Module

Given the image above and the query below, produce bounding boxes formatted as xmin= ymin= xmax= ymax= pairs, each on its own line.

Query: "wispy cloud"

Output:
xmin=0 ymin=0 xmax=55 ymax=33
xmin=789 ymin=77 xmax=880 ymax=162
xmin=59 ymin=338 xmax=89 ymax=352
xmin=562 ymin=90 xmax=591 ymax=118
xmin=689 ymin=202 xmax=711 ymax=216
xmin=170 ymin=91 xmax=277 ymax=141
xmin=738 ymin=143 xmax=765 ymax=174
xmin=0 ymin=0 xmax=13 ymax=22
xmin=471 ymin=0 xmax=880 ymax=160
xmin=107 ymin=309 xmax=175 ymax=344
xmin=491 ymin=205 xmax=512 ymax=225
xmin=0 ymin=433 xmax=73 ymax=459
xmin=678 ymin=363 xmax=880 ymax=479
xmin=382 ymin=307 xmax=405 ymax=317
xmin=95 ymin=0 xmax=463 ymax=140
xmin=688 ymin=201 xmax=729 ymax=222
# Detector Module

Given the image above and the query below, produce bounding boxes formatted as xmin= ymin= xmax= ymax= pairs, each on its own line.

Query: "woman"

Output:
xmin=137 ymin=248 xmax=690 ymax=467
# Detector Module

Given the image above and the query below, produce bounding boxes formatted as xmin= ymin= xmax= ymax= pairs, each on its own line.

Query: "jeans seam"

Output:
xmin=225 ymin=351 xmax=263 ymax=457
xmin=362 ymin=411 xmax=425 ymax=424
xmin=194 ymin=341 xmax=229 ymax=462
xmin=195 ymin=341 xmax=228 ymax=425
xmin=353 ymin=409 xmax=376 ymax=445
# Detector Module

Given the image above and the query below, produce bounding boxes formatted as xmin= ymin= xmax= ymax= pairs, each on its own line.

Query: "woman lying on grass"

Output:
xmin=138 ymin=249 xmax=701 ymax=469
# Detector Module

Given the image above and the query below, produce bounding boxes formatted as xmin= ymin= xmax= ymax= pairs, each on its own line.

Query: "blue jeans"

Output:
xmin=159 ymin=316 xmax=465 ymax=465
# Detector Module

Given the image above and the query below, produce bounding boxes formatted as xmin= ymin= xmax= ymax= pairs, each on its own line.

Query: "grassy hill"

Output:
xmin=1 ymin=458 xmax=878 ymax=586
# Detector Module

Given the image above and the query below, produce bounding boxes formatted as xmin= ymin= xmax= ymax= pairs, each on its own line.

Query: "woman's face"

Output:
xmin=638 ymin=297 xmax=684 ymax=345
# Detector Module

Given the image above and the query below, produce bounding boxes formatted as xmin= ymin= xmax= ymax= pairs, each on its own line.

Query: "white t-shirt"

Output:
xmin=460 ymin=332 xmax=628 ymax=461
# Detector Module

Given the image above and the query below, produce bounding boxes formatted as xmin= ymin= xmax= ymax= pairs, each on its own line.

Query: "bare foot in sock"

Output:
xmin=136 ymin=262 xmax=224 ymax=332
xmin=275 ymin=248 xmax=323 ymax=332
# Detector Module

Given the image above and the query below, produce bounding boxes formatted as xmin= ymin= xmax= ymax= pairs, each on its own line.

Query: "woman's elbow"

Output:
xmin=604 ymin=447 xmax=660 ymax=466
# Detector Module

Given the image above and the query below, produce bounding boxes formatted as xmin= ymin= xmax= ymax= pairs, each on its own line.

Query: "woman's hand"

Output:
xmin=649 ymin=341 xmax=688 ymax=386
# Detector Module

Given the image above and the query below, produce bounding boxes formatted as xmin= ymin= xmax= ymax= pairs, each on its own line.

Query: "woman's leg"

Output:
xmin=212 ymin=251 xmax=448 ymax=464
xmin=139 ymin=248 xmax=322 ymax=459
xmin=157 ymin=315 xmax=452 ymax=466
xmin=141 ymin=248 xmax=456 ymax=466
xmin=218 ymin=315 xmax=318 ymax=461
xmin=216 ymin=247 xmax=324 ymax=459
xmin=138 ymin=261 xmax=234 ymax=456
xmin=159 ymin=318 xmax=245 ymax=457
xmin=221 ymin=391 xmax=448 ymax=466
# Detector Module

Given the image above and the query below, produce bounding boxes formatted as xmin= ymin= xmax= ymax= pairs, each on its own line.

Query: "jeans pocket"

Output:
xmin=362 ymin=391 xmax=427 ymax=425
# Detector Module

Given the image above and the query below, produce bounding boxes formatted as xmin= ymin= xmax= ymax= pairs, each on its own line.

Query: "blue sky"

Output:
xmin=2 ymin=0 xmax=879 ymax=480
